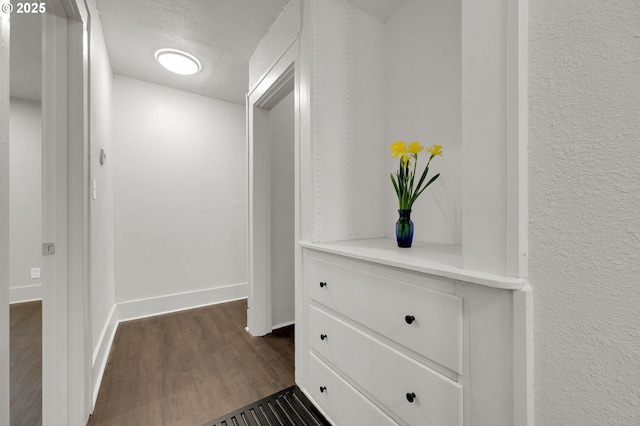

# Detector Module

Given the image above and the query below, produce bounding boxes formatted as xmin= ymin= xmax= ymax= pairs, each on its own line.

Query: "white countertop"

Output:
xmin=300 ymin=238 xmax=527 ymax=290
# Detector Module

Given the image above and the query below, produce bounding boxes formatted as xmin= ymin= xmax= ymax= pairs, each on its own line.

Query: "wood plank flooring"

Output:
xmin=88 ymin=299 xmax=295 ymax=426
xmin=10 ymin=300 xmax=42 ymax=426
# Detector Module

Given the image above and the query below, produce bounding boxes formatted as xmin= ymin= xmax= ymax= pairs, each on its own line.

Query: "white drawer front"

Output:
xmin=307 ymin=353 xmax=399 ymax=426
xmin=308 ymin=255 xmax=463 ymax=373
xmin=310 ymin=306 xmax=463 ymax=426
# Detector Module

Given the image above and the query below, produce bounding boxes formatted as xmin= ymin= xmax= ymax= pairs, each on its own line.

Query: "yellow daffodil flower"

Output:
xmin=408 ymin=142 xmax=424 ymax=155
xmin=390 ymin=141 xmax=408 ymax=158
xmin=427 ymin=144 xmax=443 ymax=156
xmin=389 ymin=140 xmax=443 ymax=212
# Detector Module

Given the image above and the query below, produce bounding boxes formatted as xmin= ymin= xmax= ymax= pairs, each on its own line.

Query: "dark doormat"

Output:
xmin=203 ymin=385 xmax=331 ymax=426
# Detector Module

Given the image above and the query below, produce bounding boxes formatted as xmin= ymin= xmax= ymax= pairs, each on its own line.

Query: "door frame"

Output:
xmin=0 ymin=10 xmax=11 ymax=426
xmin=0 ymin=2 xmax=91 ymax=422
xmin=40 ymin=0 xmax=91 ymax=424
xmin=247 ymin=40 xmax=299 ymax=337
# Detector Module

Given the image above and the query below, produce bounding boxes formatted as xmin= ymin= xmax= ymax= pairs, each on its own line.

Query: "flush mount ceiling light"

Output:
xmin=155 ymin=49 xmax=201 ymax=75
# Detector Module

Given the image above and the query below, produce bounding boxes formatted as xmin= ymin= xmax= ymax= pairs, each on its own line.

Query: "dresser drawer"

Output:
xmin=310 ymin=306 xmax=463 ymax=426
xmin=307 ymin=353 xmax=399 ymax=426
xmin=308 ymin=255 xmax=463 ymax=373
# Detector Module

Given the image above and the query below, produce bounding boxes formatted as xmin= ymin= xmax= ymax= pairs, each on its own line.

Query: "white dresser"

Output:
xmin=299 ymin=240 xmax=530 ymax=426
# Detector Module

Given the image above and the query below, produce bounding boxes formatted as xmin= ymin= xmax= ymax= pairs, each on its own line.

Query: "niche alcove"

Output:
xmin=300 ymin=0 xmax=526 ymax=281
xmin=295 ymin=1 xmax=531 ymax=425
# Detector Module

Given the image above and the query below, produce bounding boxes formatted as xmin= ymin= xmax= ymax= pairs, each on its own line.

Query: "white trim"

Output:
xmin=248 ymin=38 xmax=299 ymax=101
xmin=117 ymin=283 xmax=247 ymax=322
xmin=42 ymin=10 xmax=73 ymax=426
xmin=91 ymin=303 xmax=117 ymax=369
xmin=247 ymin=39 xmax=299 ymax=337
xmin=88 ymin=287 xmax=247 ymax=410
xmin=0 ymin=10 xmax=10 ymax=426
xmin=513 ymin=286 xmax=534 ymax=426
xmin=294 ymin=55 xmax=305 ymax=380
xmin=90 ymin=304 xmax=118 ymax=409
xmin=300 ymin=239 xmax=526 ymax=290
xmin=41 ymin=1 xmax=92 ymax=423
xmin=9 ymin=285 xmax=43 ymax=304
xmin=506 ymin=0 xmax=529 ymax=279
xmin=296 ymin=0 xmax=314 ymax=389
xmin=461 ymin=0 xmax=528 ymax=278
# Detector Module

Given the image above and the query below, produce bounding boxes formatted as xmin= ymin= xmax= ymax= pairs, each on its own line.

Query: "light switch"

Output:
xmin=92 ymin=179 xmax=97 ymax=200
xmin=31 ymin=267 xmax=41 ymax=279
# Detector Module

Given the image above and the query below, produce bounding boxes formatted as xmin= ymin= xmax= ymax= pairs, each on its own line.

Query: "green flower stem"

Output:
xmin=390 ymin=153 xmax=439 ymax=210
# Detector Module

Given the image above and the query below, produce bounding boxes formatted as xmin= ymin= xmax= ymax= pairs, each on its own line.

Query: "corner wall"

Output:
xmin=529 ymin=1 xmax=640 ymax=423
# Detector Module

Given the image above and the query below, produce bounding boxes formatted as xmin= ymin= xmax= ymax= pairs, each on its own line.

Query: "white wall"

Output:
xmin=270 ymin=91 xmax=295 ymax=328
xmin=249 ymin=0 xmax=301 ymax=93
xmin=9 ymin=98 xmax=41 ymax=303
xmin=298 ymin=0 xmax=462 ymax=245
xmin=384 ymin=0 xmax=462 ymax=245
xmin=308 ymin=0 xmax=385 ymax=242
xmin=530 ymin=1 xmax=640 ymax=423
xmin=86 ymin=0 xmax=119 ymax=401
xmin=113 ymin=76 xmax=247 ymax=305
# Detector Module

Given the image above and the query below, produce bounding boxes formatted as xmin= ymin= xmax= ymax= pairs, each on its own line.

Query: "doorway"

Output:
xmin=8 ymin=10 xmax=43 ymax=424
xmin=247 ymin=41 xmax=299 ymax=338
xmin=1 ymin=1 xmax=92 ymax=423
xmin=268 ymin=90 xmax=295 ymax=330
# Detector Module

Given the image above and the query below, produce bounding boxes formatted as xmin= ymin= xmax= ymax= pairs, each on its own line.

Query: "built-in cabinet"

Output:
xmin=305 ymin=250 xmax=463 ymax=425
xmin=300 ymin=244 xmax=527 ymax=425
xmin=291 ymin=0 xmax=531 ymax=424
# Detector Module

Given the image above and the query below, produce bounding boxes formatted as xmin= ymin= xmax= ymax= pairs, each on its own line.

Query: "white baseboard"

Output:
xmin=91 ymin=304 xmax=118 ymax=408
xmin=116 ymin=282 xmax=248 ymax=322
xmin=90 ymin=282 xmax=248 ymax=410
xmin=9 ymin=284 xmax=42 ymax=304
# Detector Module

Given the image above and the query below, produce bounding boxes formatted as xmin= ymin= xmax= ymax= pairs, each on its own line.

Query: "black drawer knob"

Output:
xmin=320 ymin=281 xmax=327 ymax=288
xmin=320 ymin=386 xmax=327 ymax=393
xmin=320 ymin=334 xmax=327 ymax=341
xmin=406 ymin=392 xmax=416 ymax=403
xmin=405 ymin=315 xmax=416 ymax=325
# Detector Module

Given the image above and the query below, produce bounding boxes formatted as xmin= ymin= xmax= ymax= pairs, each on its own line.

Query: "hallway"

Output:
xmin=88 ymin=300 xmax=294 ymax=425
xmin=3 ymin=1 xmax=639 ymax=424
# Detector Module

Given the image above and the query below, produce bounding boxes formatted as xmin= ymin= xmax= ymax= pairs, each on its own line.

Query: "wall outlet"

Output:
xmin=31 ymin=267 xmax=41 ymax=279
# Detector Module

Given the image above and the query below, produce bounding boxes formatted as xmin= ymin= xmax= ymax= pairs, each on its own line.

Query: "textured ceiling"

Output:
xmin=8 ymin=0 xmax=409 ymax=104
xmin=96 ymin=0 xmax=288 ymax=105
xmin=10 ymin=12 xmax=42 ymax=102
xmin=349 ymin=0 xmax=409 ymax=22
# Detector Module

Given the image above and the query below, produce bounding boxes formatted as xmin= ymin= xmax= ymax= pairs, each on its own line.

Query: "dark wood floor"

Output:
xmin=10 ymin=300 xmax=42 ymax=426
xmin=88 ymin=299 xmax=295 ymax=426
